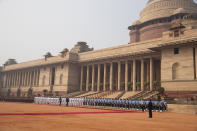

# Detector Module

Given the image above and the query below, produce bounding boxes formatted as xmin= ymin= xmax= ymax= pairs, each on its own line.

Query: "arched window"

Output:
xmin=172 ymin=63 xmax=179 ymax=80
xmin=42 ymin=75 xmax=46 ymax=86
xmin=59 ymin=74 xmax=63 ymax=85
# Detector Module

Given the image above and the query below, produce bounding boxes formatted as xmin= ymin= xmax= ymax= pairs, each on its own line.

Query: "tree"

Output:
xmin=28 ymin=88 xmax=33 ymax=97
xmin=157 ymin=94 xmax=161 ymax=101
xmin=128 ymin=82 xmax=133 ymax=88
xmin=7 ymin=89 xmax=11 ymax=97
xmin=43 ymin=89 xmax=48 ymax=96
xmin=17 ymin=88 xmax=21 ymax=97
xmin=153 ymin=81 xmax=161 ymax=90
xmin=157 ymin=87 xmax=165 ymax=95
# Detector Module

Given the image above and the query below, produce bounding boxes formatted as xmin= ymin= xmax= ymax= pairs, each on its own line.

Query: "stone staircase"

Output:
xmin=76 ymin=91 xmax=99 ymax=98
xmin=115 ymin=91 xmax=125 ymax=99
xmin=104 ymin=91 xmax=123 ymax=99
xmin=64 ymin=91 xmax=86 ymax=98
xmin=120 ymin=91 xmax=139 ymax=99
xmin=128 ymin=91 xmax=145 ymax=100
xmin=86 ymin=92 xmax=102 ymax=98
xmin=92 ymin=91 xmax=113 ymax=98
xmin=142 ymin=91 xmax=159 ymax=100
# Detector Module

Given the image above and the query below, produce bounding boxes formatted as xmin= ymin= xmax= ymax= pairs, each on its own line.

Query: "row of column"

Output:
xmin=3 ymin=69 xmax=40 ymax=88
xmin=80 ymin=58 xmax=154 ymax=92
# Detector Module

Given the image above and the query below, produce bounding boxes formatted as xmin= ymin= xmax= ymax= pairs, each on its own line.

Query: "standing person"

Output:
xmin=66 ymin=97 xmax=69 ymax=107
xmin=148 ymin=100 xmax=153 ymax=118
xmin=59 ymin=97 xmax=62 ymax=106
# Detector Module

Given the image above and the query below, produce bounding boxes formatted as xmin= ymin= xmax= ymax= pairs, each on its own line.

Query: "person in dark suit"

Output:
xmin=66 ymin=97 xmax=69 ymax=106
xmin=148 ymin=100 xmax=153 ymax=118
xmin=59 ymin=97 xmax=62 ymax=106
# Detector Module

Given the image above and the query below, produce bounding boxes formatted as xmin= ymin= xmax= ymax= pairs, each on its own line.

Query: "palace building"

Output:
xmin=0 ymin=0 xmax=197 ymax=99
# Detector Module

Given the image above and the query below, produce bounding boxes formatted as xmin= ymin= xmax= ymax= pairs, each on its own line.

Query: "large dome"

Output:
xmin=140 ymin=0 xmax=197 ymax=23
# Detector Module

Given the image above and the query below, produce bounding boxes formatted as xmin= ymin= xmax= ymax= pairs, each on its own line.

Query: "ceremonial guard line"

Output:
xmin=34 ymin=97 xmax=167 ymax=112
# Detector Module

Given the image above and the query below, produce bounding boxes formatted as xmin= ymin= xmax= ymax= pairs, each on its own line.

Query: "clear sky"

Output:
xmin=0 ymin=0 xmax=148 ymax=65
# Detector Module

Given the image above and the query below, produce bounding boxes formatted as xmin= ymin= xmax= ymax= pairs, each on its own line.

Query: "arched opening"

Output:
xmin=172 ymin=63 xmax=179 ymax=80
xmin=59 ymin=74 xmax=63 ymax=85
xmin=42 ymin=75 xmax=46 ymax=86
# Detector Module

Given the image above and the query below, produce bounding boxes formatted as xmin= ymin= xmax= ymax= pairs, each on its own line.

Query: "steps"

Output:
xmin=129 ymin=91 xmax=144 ymax=99
xmin=92 ymin=91 xmax=112 ymax=98
xmin=76 ymin=91 xmax=99 ymax=98
xmin=64 ymin=91 xmax=86 ymax=98
xmin=104 ymin=91 xmax=123 ymax=99
xmin=115 ymin=91 xmax=125 ymax=99
xmin=142 ymin=91 xmax=159 ymax=100
xmin=120 ymin=91 xmax=139 ymax=99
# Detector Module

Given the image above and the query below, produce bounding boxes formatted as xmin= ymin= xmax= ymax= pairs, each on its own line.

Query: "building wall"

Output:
xmin=66 ymin=63 xmax=80 ymax=93
xmin=53 ymin=63 xmax=69 ymax=94
xmin=162 ymin=81 xmax=197 ymax=91
xmin=39 ymin=67 xmax=50 ymax=87
xmin=196 ymin=47 xmax=197 ymax=78
xmin=139 ymin=22 xmax=171 ymax=42
xmin=161 ymin=46 xmax=197 ymax=91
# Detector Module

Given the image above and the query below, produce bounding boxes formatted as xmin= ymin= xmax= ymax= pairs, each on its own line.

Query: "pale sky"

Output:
xmin=0 ymin=0 xmax=148 ymax=65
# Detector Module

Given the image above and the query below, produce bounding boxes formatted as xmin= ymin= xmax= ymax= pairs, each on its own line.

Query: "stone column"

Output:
xmin=32 ymin=71 xmax=34 ymax=86
xmin=133 ymin=59 xmax=136 ymax=91
xmin=37 ymin=70 xmax=40 ymax=86
xmin=27 ymin=72 xmax=29 ymax=86
xmin=10 ymin=72 xmax=13 ymax=87
xmin=147 ymin=62 xmax=150 ymax=84
xmin=86 ymin=65 xmax=89 ymax=91
xmin=118 ymin=61 xmax=121 ymax=91
xmin=10 ymin=73 xmax=13 ymax=87
xmin=15 ymin=72 xmax=18 ymax=86
xmin=7 ymin=73 xmax=10 ymax=87
xmin=9 ymin=73 xmax=12 ymax=87
xmin=150 ymin=58 xmax=153 ymax=91
xmin=141 ymin=59 xmax=144 ymax=91
xmin=22 ymin=72 xmax=25 ymax=86
xmin=91 ymin=64 xmax=95 ymax=91
xmin=34 ymin=70 xmax=36 ymax=86
xmin=13 ymin=72 xmax=16 ymax=87
xmin=125 ymin=60 xmax=128 ymax=91
xmin=110 ymin=62 xmax=113 ymax=91
xmin=29 ymin=71 xmax=32 ymax=86
xmin=97 ymin=64 xmax=101 ymax=91
xmin=23 ymin=72 xmax=26 ymax=86
xmin=103 ymin=63 xmax=106 ymax=91
xmin=19 ymin=72 xmax=22 ymax=87
xmin=5 ymin=74 xmax=7 ymax=87
xmin=80 ymin=66 xmax=84 ymax=91
xmin=3 ymin=74 xmax=7 ymax=87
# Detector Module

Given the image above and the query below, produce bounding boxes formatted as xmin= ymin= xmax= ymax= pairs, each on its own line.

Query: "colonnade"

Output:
xmin=2 ymin=69 xmax=40 ymax=88
xmin=80 ymin=58 xmax=159 ymax=92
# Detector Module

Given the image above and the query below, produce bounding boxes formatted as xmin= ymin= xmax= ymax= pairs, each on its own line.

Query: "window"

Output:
xmin=174 ymin=48 xmax=179 ymax=55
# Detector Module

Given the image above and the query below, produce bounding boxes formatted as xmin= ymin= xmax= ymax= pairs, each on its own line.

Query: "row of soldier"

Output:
xmin=34 ymin=97 xmax=167 ymax=112
xmin=83 ymin=98 xmax=167 ymax=112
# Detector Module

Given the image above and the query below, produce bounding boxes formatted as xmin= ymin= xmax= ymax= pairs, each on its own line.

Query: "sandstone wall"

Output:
xmin=168 ymin=104 xmax=197 ymax=114
xmin=67 ymin=63 xmax=80 ymax=93
xmin=161 ymin=46 xmax=194 ymax=81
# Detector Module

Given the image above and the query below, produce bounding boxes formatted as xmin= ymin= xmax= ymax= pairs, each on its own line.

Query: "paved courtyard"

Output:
xmin=0 ymin=102 xmax=197 ymax=131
